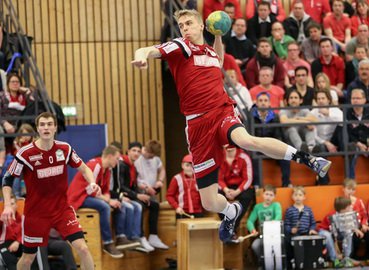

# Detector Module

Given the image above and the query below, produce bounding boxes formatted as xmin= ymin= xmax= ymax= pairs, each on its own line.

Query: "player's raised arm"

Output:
xmin=213 ymin=35 xmax=224 ymax=67
xmin=131 ymin=46 xmax=162 ymax=69
xmin=77 ymin=162 xmax=101 ymax=196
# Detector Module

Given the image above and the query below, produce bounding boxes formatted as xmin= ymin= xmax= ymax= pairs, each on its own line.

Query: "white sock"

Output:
xmin=220 ymin=202 xmax=236 ymax=219
xmin=284 ymin=145 xmax=297 ymax=160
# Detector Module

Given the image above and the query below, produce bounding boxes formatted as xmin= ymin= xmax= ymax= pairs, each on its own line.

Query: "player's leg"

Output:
xmin=17 ymin=252 xmax=37 ymax=270
xmin=69 ymin=237 xmax=94 ymax=270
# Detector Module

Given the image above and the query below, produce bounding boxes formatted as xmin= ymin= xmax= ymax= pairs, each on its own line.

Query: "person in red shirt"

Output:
xmin=166 ymin=154 xmax=203 ymax=219
xmin=1 ymin=112 xmax=99 ymax=270
xmin=298 ymin=0 xmax=331 ymax=23
xmin=218 ymin=146 xmax=254 ymax=242
xmin=351 ymin=0 xmax=369 ymax=36
xmin=203 ymin=0 xmax=242 ymax=21
xmin=132 ymin=9 xmax=331 ymax=243
xmin=246 ymin=0 xmax=286 ymax=21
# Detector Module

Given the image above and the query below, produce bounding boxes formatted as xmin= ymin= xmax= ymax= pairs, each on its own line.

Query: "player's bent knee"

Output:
xmin=19 ymin=253 xmax=37 ymax=266
xmin=71 ymin=238 xmax=90 ymax=256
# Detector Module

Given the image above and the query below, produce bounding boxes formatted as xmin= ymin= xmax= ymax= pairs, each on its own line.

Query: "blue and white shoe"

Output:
xmin=219 ymin=202 xmax=242 ymax=242
xmin=294 ymin=152 xmax=332 ymax=178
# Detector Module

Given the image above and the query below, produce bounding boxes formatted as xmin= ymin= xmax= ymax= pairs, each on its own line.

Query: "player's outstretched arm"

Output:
xmin=131 ymin=46 xmax=161 ymax=69
xmin=77 ymin=162 xmax=101 ymax=196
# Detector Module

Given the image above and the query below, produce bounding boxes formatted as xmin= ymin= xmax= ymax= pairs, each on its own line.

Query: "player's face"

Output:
xmin=109 ymin=152 xmax=121 ymax=168
xmin=292 ymin=191 xmax=305 ymax=204
xmin=37 ymin=117 xmax=57 ymax=140
xmin=178 ymin=15 xmax=204 ymax=44
xmin=127 ymin=146 xmax=141 ymax=162
xmin=182 ymin=162 xmax=193 ymax=176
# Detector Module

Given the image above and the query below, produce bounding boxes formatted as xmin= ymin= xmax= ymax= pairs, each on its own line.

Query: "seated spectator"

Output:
xmin=246 ymin=0 xmax=286 ymax=21
xmin=203 ymin=0 xmax=242 ymax=21
xmin=247 ymin=184 xmax=282 ymax=266
xmin=249 ymin=66 xmax=285 ymax=109
xmin=68 ymin=146 xmax=134 ymax=259
xmin=223 ymin=52 xmax=247 ymax=86
xmin=224 ymin=2 xmax=237 ymax=20
xmin=245 ymin=38 xmax=286 ymax=89
xmin=247 ymin=2 xmax=278 ymax=45
xmin=224 ymin=69 xmax=253 ymax=113
xmin=346 ymin=59 xmax=369 ymax=101
xmin=166 ymin=154 xmax=203 ymax=219
xmin=224 ymin=18 xmax=256 ymax=73
xmin=312 ymin=38 xmax=345 ymax=98
xmin=218 ymin=146 xmax=254 ymax=242
xmin=314 ymin=72 xmax=339 ymax=105
xmin=323 ymin=0 xmax=351 ymax=52
xmin=251 ymin=92 xmax=292 ymax=187
xmin=283 ymin=1 xmax=313 ymax=43
xmin=134 ymin=140 xmax=169 ymax=250
xmin=300 ymin=0 xmax=331 ymax=23
xmin=284 ymin=43 xmax=313 ymax=89
xmin=301 ymin=22 xmax=335 ymax=64
xmin=284 ymin=186 xmax=317 ymax=267
xmin=268 ymin=21 xmax=295 ymax=60
xmin=279 ymin=89 xmax=317 ymax=151
xmin=346 ymin=24 xmax=369 ymax=61
xmin=342 ymin=179 xmax=369 ymax=260
xmin=351 ymin=0 xmax=369 ymax=37
xmin=0 ymin=126 xmax=5 ymax=170
xmin=346 ymin=46 xmax=368 ymax=86
xmin=286 ymin=66 xmax=315 ymax=106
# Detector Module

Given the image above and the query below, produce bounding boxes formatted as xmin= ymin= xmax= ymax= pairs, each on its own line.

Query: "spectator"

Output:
xmin=246 ymin=0 xmax=286 ymax=21
xmin=224 ymin=2 xmax=237 ymax=20
xmin=279 ymin=89 xmax=317 ymax=151
xmin=346 ymin=46 xmax=368 ymax=86
xmin=286 ymin=66 xmax=315 ymax=106
xmin=251 ymin=92 xmax=292 ymax=187
xmin=223 ymin=52 xmax=247 ymax=86
xmin=300 ymin=0 xmax=331 ymax=23
xmin=346 ymin=24 xmax=369 ymax=61
xmin=110 ymin=141 xmax=156 ymax=252
xmin=314 ymin=72 xmax=339 ymax=105
xmin=247 ymin=2 xmax=278 ymax=45
xmin=0 ymin=126 xmax=4 ymax=170
xmin=249 ymin=66 xmax=285 ymax=109
xmin=284 ymin=43 xmax=314 ymax=88
xmin=134 ymin=140 xmax=169 ymax=250
xmin=351 ymin=0 xmax=369 ymax=37
xmin=346 ymin=59 xmax=369 ymax=101
xmin=268 ymin=21 xmax=295 ymax=60
xmin=224 ymin=18 xmax=256 ymax=72
xmin=312 ymin=38 xmax=345 ymax=98
xmin=283 ymin=1 xmax=313 ymax=43
xmin=245 ymin=38 xmax=286 ymax=89
xmin=203 ymin=0 xmax=242 ymax=21
xmin=218 ymin=146 xmax=254 ymax=242
xmin=323 ymin=0 xmax=351 ymax=52
xmin=68 ymin=145 xmax=134 ymax=259
xmin=166 ymin=154 xmax=203 ymax=219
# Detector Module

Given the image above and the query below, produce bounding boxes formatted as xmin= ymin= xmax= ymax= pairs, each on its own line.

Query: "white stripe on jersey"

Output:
xmin=174 ymin=38 xmax=192 ymax=57
xmin=175 ymin=174 xmax=185 ymax=209
xmin=239 ymin=152 xmax=253 ymax=190
xmin=93 ymin=163 xmax=101 ymax=180
xmin=15 ymin=143 xmax=34 ymax=171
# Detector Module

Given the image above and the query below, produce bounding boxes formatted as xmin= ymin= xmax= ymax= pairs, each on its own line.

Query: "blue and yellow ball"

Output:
xmin=205 ymin=11 xmax=232 ymax=36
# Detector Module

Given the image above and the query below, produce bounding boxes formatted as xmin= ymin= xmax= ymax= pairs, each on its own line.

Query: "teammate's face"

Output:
xmin=37 ymin=117 xmax=57 ymax=140
xmin=178 ymin=15 xmax=204 ymax=44
xmin=108 ymin=152 xmax=121 ymax=168
xmin=127 ymin=146 xmax=141 ymax=162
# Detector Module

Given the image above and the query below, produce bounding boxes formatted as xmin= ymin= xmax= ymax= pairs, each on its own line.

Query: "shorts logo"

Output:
xmin=56 ymin=149 xmax=65 ymax=162
xmin=24 ymin=235 xmax=43 ymax=243
xmin=29 ymin=154 xmax=43 ymax=161
xmin=193 ymin=158 xmax=216 ymax=173
xmin=37 ymin=165 xmax=64 ymax=179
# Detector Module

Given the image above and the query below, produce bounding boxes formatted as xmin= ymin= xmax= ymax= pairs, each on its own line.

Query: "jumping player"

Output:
xmin=131 ymin=9 xmax=331 ymax=242
xmin=1 ymin=112 xmax=100 ymax=270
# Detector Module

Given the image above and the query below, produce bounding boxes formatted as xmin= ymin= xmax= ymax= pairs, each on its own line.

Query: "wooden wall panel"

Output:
xmin=5 ymin=0 xmax=165 ymax=157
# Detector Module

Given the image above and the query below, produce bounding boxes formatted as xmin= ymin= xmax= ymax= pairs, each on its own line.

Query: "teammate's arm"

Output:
xmin=213 ymin=35 xmax=224 ymax=67
xmin=131 ymin=46 xmax=162 ymax=69
xmin=1 ymin=172 xmax=16 ymax=224
xmin=77 ymin=162 xmax=101 ymax=196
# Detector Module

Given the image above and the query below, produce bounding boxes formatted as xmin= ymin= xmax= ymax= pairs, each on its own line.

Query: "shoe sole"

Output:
xmin=116 ymin=243 xmax=141 ymax=250
xmin=219 ymin=202 xmax=243 ymax=242
xmin=103 ymin=249 xmax=124 ymax=259
xmin=318 ymin=160 xmax=332 ymax=177
xmin=134 ymin=247 xmax=151 ymax=253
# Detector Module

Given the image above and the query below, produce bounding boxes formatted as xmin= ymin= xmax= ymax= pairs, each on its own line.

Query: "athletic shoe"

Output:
xmin=293 ymin=152 xmax=332 ymax=178
xmin=116 ymin=236 xmax=140 ymax=250
xmin=139 ymin=236 xmax=155 ymax=252
xmin=103 ymin=243 xmax=124 ymax=259
xmin=333 ymin=258 xmax=343 ymax=268
xmin=219 ymin=202 xmax=242 ymax=242
xmin=148 ymin=234 xmax=169 ymax=249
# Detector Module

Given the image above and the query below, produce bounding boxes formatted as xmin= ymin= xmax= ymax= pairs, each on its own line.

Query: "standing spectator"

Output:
xmin=284 ymin=42 xmax=313 ymax=88
xmin=224 ymin=69 xmax=253 ymax=112
xmin=300 ymin=0 xmax=331 ymax=23
xmin=346 ymin=46 xmax=368 ymax=86
xmin=346 ymin=59 xmax=369 ymax=101
xmin=246 ymin=0 xmax=286 ymax=21
xmin=283 ymin=1 xmax=313 ymax=43
xmin=245 ymin=38 xmax=286 ymax=89
xmin=251 ymin=92 xmax=292 ymax=187
xmin=218 ymin=146 xmax=254 ymax=242
xmin=351 ymin=0 xmax=369 ymax=37
xmin=323 ymin=0 xmax=351 ymax=52
xmin=166 ymin=154 xmax=203 ymax=219
xmin=268 ymin=21 xmax=295 ymax=60
xmin=314 ymin=72 xmax=339 ymax=105
xmin=223 ymin=52 xmax=247 ymax=86
xmin=224 ymin=18 xmax=256 ymax=73
xmin=286 ymin=66 xmax=315 ymax=106
xmin=312 ymin=38 xmax=345 ymax=98
xmin=346 ymin=24 xmax=369 ymax=61
xmin=247 ymin=2 xmax=278 ymax=45
xmin=134 ymin=140 xmax=169 ymax=249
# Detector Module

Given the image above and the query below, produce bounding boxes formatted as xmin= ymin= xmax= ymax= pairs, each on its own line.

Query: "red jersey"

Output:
xmin=7 ymin=141 xmax=82 ymax=218
xmin=156 ymin=38 xmax=234 ymax=115
xmin=166 ymin=172 xmax=203 ymax=214
xmin=67 ymin=157 xmax=111 ymax=210
xmin=218 ymin=149 xmax=253 ymax=191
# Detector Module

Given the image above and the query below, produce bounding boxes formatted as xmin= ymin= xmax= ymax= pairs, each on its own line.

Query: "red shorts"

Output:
xmin=22 ymin=206 xmax=82 ymax=248
xmin=186 ymin=105 xmax=243 ymax=179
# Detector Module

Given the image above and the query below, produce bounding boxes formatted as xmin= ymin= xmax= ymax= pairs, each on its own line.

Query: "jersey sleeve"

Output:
xmin=7 ymin=157 xmax=25 ymax=177
xmin=155 ymin=39 xmax=187 ymax=61
xmin=67 ymin=148 xmax=83 ymax=168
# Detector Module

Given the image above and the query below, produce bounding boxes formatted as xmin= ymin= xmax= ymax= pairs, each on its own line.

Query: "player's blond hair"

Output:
xmin=102 ymin=145 xmax=120 ymax=157
xmin=292 ymin=186 xmax=306 ymax=195
xmin=343 ymin=178 xmax=357 ymax=189
xmin=174 ymin=9 xmax=203 ymax=24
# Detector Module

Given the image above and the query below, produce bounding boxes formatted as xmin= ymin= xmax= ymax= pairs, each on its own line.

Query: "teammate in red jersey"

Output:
xmin=1 ymin=112 xmax=100 ymax=270
xmin=131 ymin=9 xmax=332 ymax=242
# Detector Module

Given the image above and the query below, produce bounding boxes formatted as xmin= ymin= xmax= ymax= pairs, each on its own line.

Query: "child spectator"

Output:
xmin=166 ymin=154 xmax=203 ymax=219
xmin=284 ymin=186 xmax=317 ymax=266
xmin=247 ymin=184 xmax=282 ymax=263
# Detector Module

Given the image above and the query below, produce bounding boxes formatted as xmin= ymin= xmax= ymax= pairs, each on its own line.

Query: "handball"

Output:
xmin=206 ymin=11 xmax=232 ymax=36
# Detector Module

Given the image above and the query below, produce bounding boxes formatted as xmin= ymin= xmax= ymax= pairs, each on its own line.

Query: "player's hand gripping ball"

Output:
xmin=206 ymin=11 xmax=232 ymax=36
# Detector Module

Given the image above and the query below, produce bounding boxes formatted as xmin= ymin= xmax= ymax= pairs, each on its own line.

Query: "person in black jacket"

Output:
xmin=251 ymin=92 xmax=292 ymax=187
